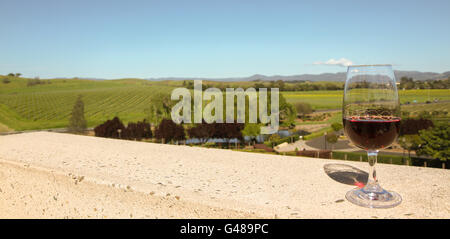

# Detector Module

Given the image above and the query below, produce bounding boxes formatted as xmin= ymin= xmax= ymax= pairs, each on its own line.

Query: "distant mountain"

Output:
xmin=145 ymin=70 xmax=449 ymax=82
xmin=45 ymin=70 xmax=448 ymax=82
xmin=393 ymin=71 xmax=449 ymax=82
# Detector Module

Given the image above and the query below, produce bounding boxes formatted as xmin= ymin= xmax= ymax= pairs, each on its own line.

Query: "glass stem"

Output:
xmin=364 ymin=150 xmax=382 ymax=193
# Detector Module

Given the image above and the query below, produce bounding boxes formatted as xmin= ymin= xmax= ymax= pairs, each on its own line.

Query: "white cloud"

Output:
xmin=313 ymin=58 xmax=353 ymax=67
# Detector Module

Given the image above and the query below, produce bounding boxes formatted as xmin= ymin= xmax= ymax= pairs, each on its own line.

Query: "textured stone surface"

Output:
xmin=0 ymin=132 xmax=449 ymax=218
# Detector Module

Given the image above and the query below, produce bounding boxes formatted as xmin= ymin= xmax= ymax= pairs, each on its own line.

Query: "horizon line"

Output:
xmin=2 ymin=69 xmax=448 ymax=81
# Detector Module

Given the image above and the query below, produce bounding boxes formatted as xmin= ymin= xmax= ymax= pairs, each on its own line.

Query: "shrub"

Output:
xmin=122 ymin=120 xmax=152 ymax=140
xmin=264 ymin=132 xmax=300 ymax=147
xmin=187 ymin=121 xmax=215 ymax=143
xmin=325 ymin=132 xmax=339 ymax=147
xmin=94 ymin=117 xmax=152 ymax=140
xmin=268 ymin=134 xmax=281 ymax=142
xmin=187 ymin=122 xmax=244 ymax=145
xmin=331 ymin=122 xmax=343 ymax=132
xmin=399 ymin=118 xmax=434 ymax=136
xmin=211 ymin=123 xmax=244 ymax=143
xmin=241 ymin=123 xmax=261 ymax=143
xmin=94 ymin=117 xmax=126 ymax=138
xmin=295 ymin=102 xmax=313 ymax=117
xmin=155 ymin=119 xmax=185 ymax=143
xmin=2 ymin=78 xmax=11 ymax=84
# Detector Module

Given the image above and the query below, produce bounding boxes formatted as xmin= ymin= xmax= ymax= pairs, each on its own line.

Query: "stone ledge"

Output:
xmin=0 ymin=132 xmax=449 ymax=218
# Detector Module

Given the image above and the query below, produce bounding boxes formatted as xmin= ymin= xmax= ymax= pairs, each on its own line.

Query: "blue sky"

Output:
xmin=1 ymin=0 xmax=449 ymax=79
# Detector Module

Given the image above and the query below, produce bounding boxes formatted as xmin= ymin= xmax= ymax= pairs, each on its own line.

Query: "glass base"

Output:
xmin=346 ymin=186 xmax=402 ymax=209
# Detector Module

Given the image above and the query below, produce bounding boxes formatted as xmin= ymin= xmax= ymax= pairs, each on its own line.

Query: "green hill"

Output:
xmin=0 ymin=76 xmax=178 ymax=131
xmin=0 ymin=75 xmax=449 ymax=131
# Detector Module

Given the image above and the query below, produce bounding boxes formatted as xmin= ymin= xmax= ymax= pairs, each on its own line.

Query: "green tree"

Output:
xmin=145 ymin=93 xmax=173 ymax=126
xmin=326 ymin=132 xmax=338 ymax=150
xmin=154 ymin=119 xmax=186 ymax=144
xmin=254 ymin=82 xmax=265 ymax=89
xmin=241 ymin=123 xmax=261 ymax=145
xmin=68 ymin=95 xmax=87 ymax=133
xmin=278 ymin=94 xmax=296 ymax=127
xmin=331 ymin=122 xmax=343 ymax=132
xmin=276 ymin=80 xmax=285 ymax=91
xmin=268 ymin=133 xmax=280 ymax=141
xmin=187 ymin=121 xmax=214 ymax=144
xmin=399 ymin=77 xmax=415 ymax=89
xmin=294 ymin=102 xmax=313 ymax=117
xmin=416 ymin=122 xmax=449 ymax=161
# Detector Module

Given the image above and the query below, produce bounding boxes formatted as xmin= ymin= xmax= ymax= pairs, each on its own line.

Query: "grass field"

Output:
xmin=401 ymin=102 xmax=450 ymax=114
xmin=0 ymin=76 xmax=449 ymax=131
xmin=283 ymin=89 xmax=450 ymax=110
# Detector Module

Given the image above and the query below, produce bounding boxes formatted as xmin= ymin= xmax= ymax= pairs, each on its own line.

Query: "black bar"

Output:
xmin=1 ymin=219 xmax=447 ymax=238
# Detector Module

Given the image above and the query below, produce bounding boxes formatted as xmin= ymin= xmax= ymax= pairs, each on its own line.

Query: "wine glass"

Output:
xmin=343 ymin=64 xmax=402 ymax=208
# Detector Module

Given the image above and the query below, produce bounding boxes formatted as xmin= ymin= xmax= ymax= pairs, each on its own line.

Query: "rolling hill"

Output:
xmin=143 ymin=70 xmax=450 ymax=82
xmin=0 ymin=75 xmax=448 ymax=132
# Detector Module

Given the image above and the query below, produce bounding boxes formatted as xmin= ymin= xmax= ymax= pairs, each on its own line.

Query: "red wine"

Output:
xmin=343 ymin=116 xmax=401 ymax=150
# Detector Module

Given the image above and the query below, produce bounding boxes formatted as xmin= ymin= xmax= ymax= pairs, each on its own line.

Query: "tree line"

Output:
xmin=26 ymin=77 xmax=51 ymax=86
xmin=93 ymin=116 xmax=245 ymax=145
xmin=399 ymin=76 xmax=450 ymax=90
xmin=183 ymin=80 xmax=344 ymax=91
xmin=94 ymin=117 xmax=153 ymax=141
xmin=144 ymin=92 xmax=298 ymax=128
xmin=67 ymin=92 xmax=288 ymax=144
xmin=182 ymin=77 xmax=450 ymax=92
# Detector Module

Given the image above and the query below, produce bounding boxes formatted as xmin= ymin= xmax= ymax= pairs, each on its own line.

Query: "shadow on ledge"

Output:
xmin=323 ymin=163 xmax=368 ymax=188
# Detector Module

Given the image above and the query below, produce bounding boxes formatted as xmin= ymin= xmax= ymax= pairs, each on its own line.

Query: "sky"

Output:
xmin=1 ymin=0 xmax=450 ymax=79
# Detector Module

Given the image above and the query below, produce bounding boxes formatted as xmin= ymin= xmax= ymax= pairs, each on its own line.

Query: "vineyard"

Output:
xmin=0 ymin=77 xmax=177 ymax=131
xmin=283 ymin=89 xmax=450 ymax=110
xmin=0 ymin=76 xmax=449 ymax=131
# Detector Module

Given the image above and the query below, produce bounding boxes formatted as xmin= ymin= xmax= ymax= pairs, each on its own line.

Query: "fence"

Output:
xmin=294 ymin=150 xmax=448 ymax=169
xmin=254 ymin=144 xmax=275 ymax=152
xmin=296 ymin=150 xmax=331 ymax=159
